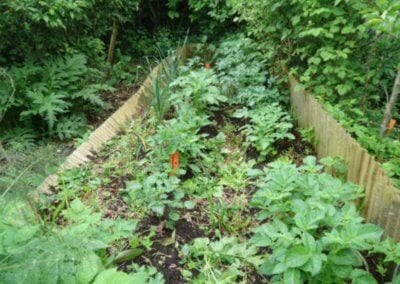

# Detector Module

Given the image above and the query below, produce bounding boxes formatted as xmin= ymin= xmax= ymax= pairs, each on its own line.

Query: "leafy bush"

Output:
xmin=0 ymin=199 xmax=139 ymax=284
xmin=234 ymin=103 xmax=294 ymax=159
xmin=231 ymin=0 xmax=400 ymax=185
xmin=250 ymin=157 xmax=382 ymax=282
xmin=0 ymin=54 xmax=112 ymax=140
xmin=170 ymin=68 xmax=227 ymax=113
xmin=232 ymin=0 xmax=399 ymax=101
xmin=181 ymin=237 xmax=262 ymax=283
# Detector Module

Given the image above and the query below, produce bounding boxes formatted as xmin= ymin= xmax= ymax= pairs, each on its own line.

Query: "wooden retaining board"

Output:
xmin=289 ymin=75 xmax=400 ymax=240
xmin=36 ymin=46 xmax=196 ymax=195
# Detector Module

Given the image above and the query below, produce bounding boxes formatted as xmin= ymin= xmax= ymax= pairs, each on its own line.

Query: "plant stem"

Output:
xmin=1 ymin=156 xmax=45 ymax=198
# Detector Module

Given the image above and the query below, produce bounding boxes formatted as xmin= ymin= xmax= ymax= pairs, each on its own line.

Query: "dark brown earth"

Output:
xmin=112 ymin=106 xmax=318 ymax=283
xmin=55 ymin=102 xmax=320 ymax=283
xmin=133 ymin=216 xmax=204 ymax=283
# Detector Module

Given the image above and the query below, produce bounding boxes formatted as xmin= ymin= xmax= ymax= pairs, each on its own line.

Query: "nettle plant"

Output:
xmin=233 ymin=103 xmax=294 ymax=159
xmin=249 ymin=157 xmax=384 ymax=283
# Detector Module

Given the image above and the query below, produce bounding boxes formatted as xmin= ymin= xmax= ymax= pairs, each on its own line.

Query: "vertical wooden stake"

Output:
xmin=169 ymin=151 xmax=180 ymax=176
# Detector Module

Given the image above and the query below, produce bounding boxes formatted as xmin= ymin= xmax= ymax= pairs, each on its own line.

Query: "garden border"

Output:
xmin=36 ymin=47 xmax=193 ymax=195
xmin=36 ymin=48 xmax=400 ymax=241
xmin=36 ymin=69 xmax=155 ymax=194
xmin=289 ymin=75 xmax=400 ymax=240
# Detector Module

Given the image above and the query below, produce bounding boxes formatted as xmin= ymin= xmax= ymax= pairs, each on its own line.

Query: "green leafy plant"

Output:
xmin=214 ymin=35 xmax=283 ymax=106
xmin=250 ymin=157 xmax=382 ymax=282
xmin=94 ymin=266 xmax=164 ymax=284
xmin=1 ymin=54 xmax=110 ymax=139
xmin=169 ymin=68 xmax=227 ymax=112
xmin=299 ymin=127 xmax=315 ymax=144
xmin=147 ymin=105 xmax=210 ymax=168
xmin=181 ymin=237 xmax=262 ymax=283
xmin=320 ymin=156 xmax=348 ymax=179
xmin=234 ymin=103 xmax=294 ymax=159
xmin=124 ymin=171 xmax=185 ymax=220
xmin=0 ymin=199 xmax=139 ymax=284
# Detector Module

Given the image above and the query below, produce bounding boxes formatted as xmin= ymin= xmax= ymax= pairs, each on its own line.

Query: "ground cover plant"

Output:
xmin=2 ymin=36 xmax=400 ymax=283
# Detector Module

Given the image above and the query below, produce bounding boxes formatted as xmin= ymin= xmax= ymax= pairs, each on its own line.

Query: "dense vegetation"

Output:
xmin=1 ymin=0 xmax=400 ymax=283
xmin=228 ymin=0 xmax=400 ymax=185
xmin=0 ymin=0 xmax=231 ymax=193
xmin=2 ymin=36 xmax=400 ymax=284
xmin=2 ymin=0 xmax=398 ymax=190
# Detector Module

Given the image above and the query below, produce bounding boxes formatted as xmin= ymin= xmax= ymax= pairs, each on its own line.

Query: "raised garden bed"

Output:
xmin=3 ymin=36 xmax=400 ymax=283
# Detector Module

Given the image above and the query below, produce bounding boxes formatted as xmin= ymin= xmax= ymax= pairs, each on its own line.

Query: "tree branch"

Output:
xmin=380 ymin=70 xmax=400 ymax=137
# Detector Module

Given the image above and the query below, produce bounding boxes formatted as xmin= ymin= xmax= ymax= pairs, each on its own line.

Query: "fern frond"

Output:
xmin=21 ymin=91 xmax=71 ymax=129
xmin=53 ymin=115 xmax=88 ymax=140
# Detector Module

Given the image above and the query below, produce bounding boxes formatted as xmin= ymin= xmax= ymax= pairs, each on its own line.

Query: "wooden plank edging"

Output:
xmin=289 ymin=75 xmax=400 ymax=240
xmin=35 ymin=45 xmax=198 ymax=195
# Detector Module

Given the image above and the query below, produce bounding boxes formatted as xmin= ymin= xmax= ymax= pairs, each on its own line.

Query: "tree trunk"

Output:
xmin=380 ymin=70 xmax=400 ymax=137
xmin=147 ymin=1 xmax=158 ymax=31
xmin=0 ymin=142 xmax=9 ymax=162
xmin=107 ymin=18 xmax=120 ymax=65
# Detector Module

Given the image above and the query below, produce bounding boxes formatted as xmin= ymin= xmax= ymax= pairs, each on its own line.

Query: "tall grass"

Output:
xmin=147 ymin=35 xmax=189 ymax=124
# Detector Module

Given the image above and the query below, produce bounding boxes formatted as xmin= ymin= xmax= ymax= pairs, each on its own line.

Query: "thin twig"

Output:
xmin=1 ymin=156 xmax=45 ymax=198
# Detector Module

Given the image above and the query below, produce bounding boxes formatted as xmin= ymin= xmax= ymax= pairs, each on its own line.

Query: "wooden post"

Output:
xmin=380 ymin=71 xmax=400 ymax=137
xmin=0 ymin=142 xmax=9 ymax=162
xmin=107 ymin=18 xmax=120 ymax=65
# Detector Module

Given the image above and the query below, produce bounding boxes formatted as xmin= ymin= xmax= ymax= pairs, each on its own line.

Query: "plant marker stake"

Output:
xmin=170 ymin=151 xmax=180 ymax=176
xmin=387 ymin=119 xmax=397 ymax=134
xmin=205 ymin=63 xmax=211 ymax=69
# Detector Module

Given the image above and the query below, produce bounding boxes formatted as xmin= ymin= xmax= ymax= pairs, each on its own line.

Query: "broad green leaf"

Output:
xmin=285 ymin=246 xmax=311 ymax=268
xmin=283 ymin=268 xmax=302 ymax=284
xmin=329 ymin=249 xmax=360 ymax=266
xmin=94 ymin=268 xmax=134 ymax=284
xmin=350 ymin=269 xmax=377 ymax=284
xmin=76 ymin=252 xmax=102 ymax=284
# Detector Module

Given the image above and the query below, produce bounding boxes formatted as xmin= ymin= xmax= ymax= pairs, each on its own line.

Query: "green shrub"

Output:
xmin=0 ymin=54 xmax=112 ymax=140
xmin=250 ymin=157 xmax=382 ymax=282
xmin=234 ymin=103 xmax=294 ymax=159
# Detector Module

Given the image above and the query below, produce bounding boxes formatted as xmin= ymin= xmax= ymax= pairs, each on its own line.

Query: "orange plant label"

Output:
xmin=205 ymin=63 xmax=211 ymax=69
xmin=388 ymin=119 xmax=397 ymax=130
xmin=169 ymin=151 xmax=180 ymax=175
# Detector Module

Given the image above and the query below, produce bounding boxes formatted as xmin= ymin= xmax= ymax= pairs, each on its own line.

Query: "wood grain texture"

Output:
xmin=289 ymin=75 xmax=400 ymax=240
